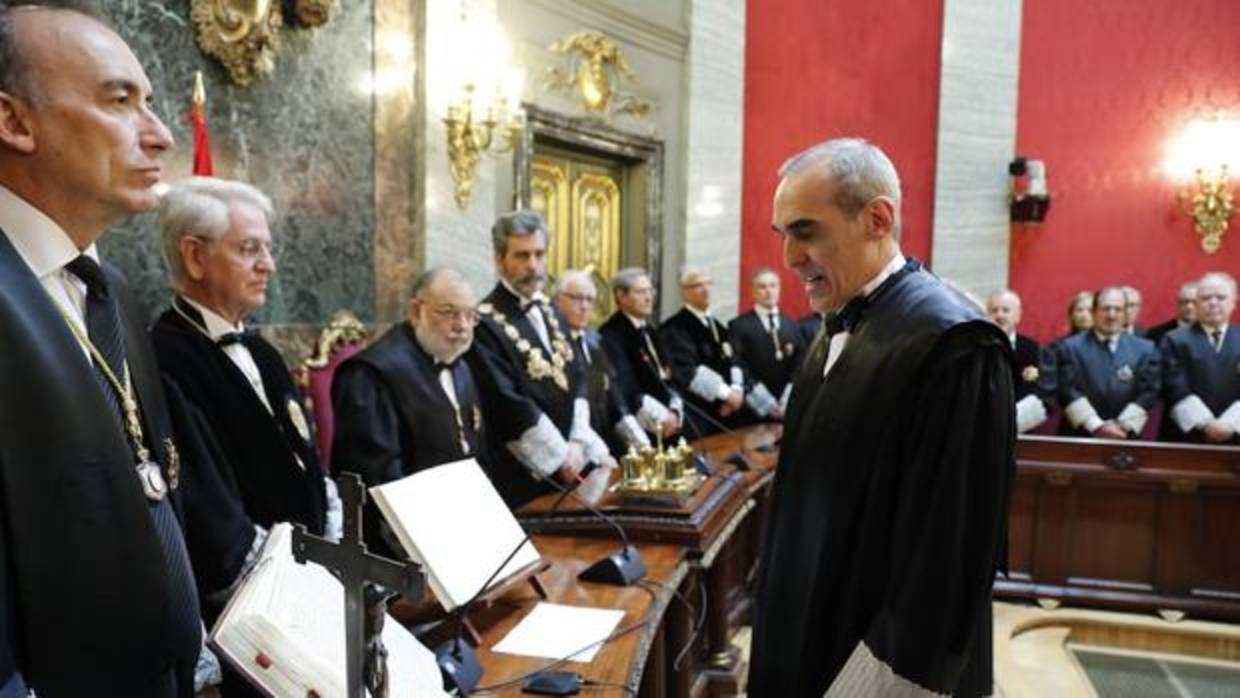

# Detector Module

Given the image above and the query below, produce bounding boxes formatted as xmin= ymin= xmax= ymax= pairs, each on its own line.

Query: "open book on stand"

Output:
xmin=370 ymin=458 xmax=543 ymax=611
xmin=209 ymin=522 xmax=449 ymax=697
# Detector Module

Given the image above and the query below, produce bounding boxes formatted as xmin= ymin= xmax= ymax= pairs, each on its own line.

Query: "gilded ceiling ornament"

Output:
xmin=544 ymin=31 xmax=652 ymax=120
xmin=191 ymin=0 xmax=335 ymax=86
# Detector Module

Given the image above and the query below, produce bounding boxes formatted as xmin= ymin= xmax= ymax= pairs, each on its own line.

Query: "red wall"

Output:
xmin=739 ymin=0 xmax=943 ymax=317
xmin=1012 ymin=0 xmax=1240 ymax=343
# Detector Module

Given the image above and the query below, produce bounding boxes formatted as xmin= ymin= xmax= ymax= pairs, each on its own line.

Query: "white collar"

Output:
xmin=1007 ymin=331 xmax=1017 ymax=347
xmin=1093 ymin=330 xmax=1120 ymax=346
xmin=624 ymin=312 xmax=648 ymax=329
xmin=180 ymin=295 xmax=245 ymax=341
xmin=1202 ymin=322 xmax=1230 ymax=335
xmin=754 ymin=305 xmax=779 ymax=319
xmin=0 ymin=183 xmax=96 ymax=280
xmin=685 ymin=304 xmax=712 ymax=325
xmin=857 ymin=251 xmax=905 ymax=300
xmin=500 ymin=278 xmax=546 ymax=307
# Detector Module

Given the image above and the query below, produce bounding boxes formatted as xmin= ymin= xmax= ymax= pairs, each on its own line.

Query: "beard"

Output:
xmin=413 ymin=321 xmax=469 ymax=364
xmin=511 ymin=271 xmax=547 ymax=298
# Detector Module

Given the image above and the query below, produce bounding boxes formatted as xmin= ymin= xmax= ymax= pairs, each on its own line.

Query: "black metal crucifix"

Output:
xmin=292 ymin=473 xmax=424 ymax=698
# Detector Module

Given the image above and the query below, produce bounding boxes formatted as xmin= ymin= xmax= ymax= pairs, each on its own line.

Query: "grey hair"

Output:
xmin=611 ymin=267 xmax=650 ymax=296
xmin=491 ymin=209 xmax=550 ymax=256
xmin=750 ymin=266 xmax=779 ymax=283
xmin=411 ymin=266 xmax=470 ymax=299
xmin=1177 ymin=280 xmax=1199 ymax=297
xmin=1120 ymin=285 xmax=1141 ymax=302
xmin=0 ymin=1 xmax=107 ymax=102
xmin=778 ymin=137 xmax=903 ymax=239
xmin=678 ymin=266 xmax=710 ymax=286
xmin=987 ymin=288 xmax=1022 ymax=307
xmin=1198 ymin=271 xmax=1237 ymax=295
xmin=158 ymin=177 xmax=274 ymax=288
xmin=555 ymin=268 xmax=594 ymax=294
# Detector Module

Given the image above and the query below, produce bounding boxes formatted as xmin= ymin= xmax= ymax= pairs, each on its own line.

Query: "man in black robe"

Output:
xmin=466 ymin=211 xmax=613 ymax=508
xmin=599 ymin=267 xmax=685 ymax=443
xmin=1159 ymin=272 xmax=1239 ymax=443
xmin=729 ymin=266 xmax=806 ymax=421
xmin=0 ymin=4 xmax=211 ymax=694
xmin=1047 ymin=286 xmax=1161 ymax=439
xmin=554 ymin=269 xmax=647 ymax=454
xmin=332 ymin=267 xmax=486 ymax=552
xmin=1147 ymin=281 xmax=1198 ymax=345
xmin=750 ymin=138 xmax=1014 ymax=697
xmin=986 ymin=289 xmax=1048 ymax=433
xmin=659 ymin=267 xmax=744 ymax=436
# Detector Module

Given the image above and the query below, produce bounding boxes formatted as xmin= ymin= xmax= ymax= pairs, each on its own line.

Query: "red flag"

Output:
xmin=190 ymin=72 xmax=213 ymax=176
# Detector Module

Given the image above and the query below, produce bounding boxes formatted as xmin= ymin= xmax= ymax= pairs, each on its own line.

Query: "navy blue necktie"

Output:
xmin=65 ymin=256 xmax=202 ymax=660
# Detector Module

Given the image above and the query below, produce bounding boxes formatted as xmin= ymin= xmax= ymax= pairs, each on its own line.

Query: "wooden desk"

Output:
xmin=515 ymin=424 xmax=781 ymax=697
xmin=997 ymin=435 xmax=1240 ymax=621
xmin=470 ymin=535 xmax=688 ymax=696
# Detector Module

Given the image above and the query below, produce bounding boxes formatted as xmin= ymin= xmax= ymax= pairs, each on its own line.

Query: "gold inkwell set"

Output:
xmin=615 ymin=431 xmax=705 ymax=502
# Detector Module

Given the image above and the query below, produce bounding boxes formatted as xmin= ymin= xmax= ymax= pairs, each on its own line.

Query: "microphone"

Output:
xmin=534 ymin=466 xmax=647 ymax=587
xmin=676 ymin=396 xmax=757 ymax=472
xmin=434 ymin=461 xmax=589 ymax=693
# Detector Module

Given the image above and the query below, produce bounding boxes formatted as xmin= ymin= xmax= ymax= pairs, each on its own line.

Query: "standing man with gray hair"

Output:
xmin=149 ymin=177 xmax=342 ymax=698
xmin=467 ymin=210 xmax=613 ymax=507
xmin=750 ymin=138 xmax=1014 ymax=697
xmin=0 ymin=2 xmax=211 ymax=695
xmin=729 ymin=266 xmax=806 ymax=421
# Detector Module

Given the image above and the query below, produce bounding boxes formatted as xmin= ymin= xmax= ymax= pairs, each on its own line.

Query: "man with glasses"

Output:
xmin=332 ymin=267 xmax=487 ymax=553
xmin=151 ymin=181 xmax=341 ymax=672
xmin=467 ymin=211 xmax=611 ymax=508
xmin=555 ymin=269 xmax=644 ymax=455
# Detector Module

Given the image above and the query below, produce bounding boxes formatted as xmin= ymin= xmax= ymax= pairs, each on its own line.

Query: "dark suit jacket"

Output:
xmin=1147 ymin=318 xmax=1188 ymax=346
xmin=569 ymin=328 xmax=629 ymax=454
xmin=729 ymin=309 xmax=806 ymax=403
xmin=1050 ymin=331 xmax=1161 ymax=437
xmin=1159 ymin=324 xmax=1240 ymax=443
xmin=659 ymin=307 xmax=740 ymax=436
xmin=598 ymin=311 xmax=679 ymax=419
xmin=1011 ymin=334 xmax=1042 ymax=402
xmin=0 ymin=232 xmax=198 ymax=696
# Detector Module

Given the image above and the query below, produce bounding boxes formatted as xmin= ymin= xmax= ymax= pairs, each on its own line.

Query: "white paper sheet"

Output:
xmin=492 ymin=602 xmax=626 ymax=663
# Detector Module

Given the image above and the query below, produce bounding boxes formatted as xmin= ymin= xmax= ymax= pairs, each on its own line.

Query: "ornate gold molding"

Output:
xmin=191 ymin=0 xmax=335 ymax=86
xmin=544 ymin=31 xmax=651 ymax=119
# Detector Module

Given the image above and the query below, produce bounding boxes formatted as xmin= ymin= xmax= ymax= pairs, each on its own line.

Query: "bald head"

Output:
xmin=555 ymin=268 xmax=598 ymax=331
xmin=986 ymin=289 xmax=1022 ymax=335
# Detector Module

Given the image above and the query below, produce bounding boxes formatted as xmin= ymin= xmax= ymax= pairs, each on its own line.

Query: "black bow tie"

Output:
xmin=520 ymin=296 xmax=546 ymax=312
xmin=434 ymin=360 xmax=458 ymax=372
xmin=822 ymin=258 xmax=918 ymax=336
xmin=216 ymin=330 xmax=254 ymax=347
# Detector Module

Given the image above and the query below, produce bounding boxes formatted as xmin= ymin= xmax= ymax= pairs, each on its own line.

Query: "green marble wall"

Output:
xmin=99 ymin=1 xmax=377 ymax=325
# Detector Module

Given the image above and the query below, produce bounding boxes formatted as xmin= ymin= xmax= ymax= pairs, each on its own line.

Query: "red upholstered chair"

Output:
xmin=297 ymin=311 xmax=368 ymax=472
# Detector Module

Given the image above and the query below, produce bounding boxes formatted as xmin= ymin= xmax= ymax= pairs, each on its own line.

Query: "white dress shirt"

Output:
xmin=823 ymin=253 xmax=905 ymax=378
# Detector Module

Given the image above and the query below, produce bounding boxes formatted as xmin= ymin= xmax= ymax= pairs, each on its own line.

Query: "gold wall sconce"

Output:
xmin=444 ymin=83 xmax=524 ymax=209
xmin=191 ymin=0 xmax=333 ymax=86
xmin=1166 ymin=113 xmax=1239 ymax=254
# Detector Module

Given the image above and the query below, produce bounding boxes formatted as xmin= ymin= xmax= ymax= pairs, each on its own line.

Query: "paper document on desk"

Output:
xmin=492 ymin=602 xmax=625 ymax=663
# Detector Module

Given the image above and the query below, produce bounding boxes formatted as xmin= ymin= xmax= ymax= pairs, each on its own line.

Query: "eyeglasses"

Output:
xmin=561 ymin=292 xmax=597 ymax=305
xmin=430 ymin=305 xmax=480 ymax=325
xmin=192 ymin=235 xmax=278 ymax=262
xmin=628 ymin=287 xmax=656 ymax=297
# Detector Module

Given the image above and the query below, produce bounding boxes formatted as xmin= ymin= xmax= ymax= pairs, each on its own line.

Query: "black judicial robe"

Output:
xmin=466 ymin=283 xmax=585 ymax=507
xmin=659 ymin=307 xmax=740 ymax=436
xmin=729 ymin=309 xmax=805 ymax=411
xmin=151 ymin=300 xmax=328 ymax=539
xmin=749 ymin=262 xmax=1014 ymax=697
xmin=1147 ymin=318 xmax=1187 ymax=345
xmin=1158 ymin=325 xmax=1240 ymax=443
xmin=569 ymin=328 xmax=630 ymax=455
xmin=1011 ymin=333 xmax=1042 ymax=402
xmin=0 ymin=234 xmax=201 ymax=697
xmin=599 ymin=311 xmax=681 ymax=424
xmin=332 ymin=322 xmax=484 ymax=552
xmin=1049 ymin=331 xmax=1161 ymax=438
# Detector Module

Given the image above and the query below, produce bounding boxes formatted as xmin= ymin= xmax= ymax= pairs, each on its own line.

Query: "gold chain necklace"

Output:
xmin=478 ymin=300 xmax=574 ymax=391
xmin=53 ymin=301 xmax=168 ymax=501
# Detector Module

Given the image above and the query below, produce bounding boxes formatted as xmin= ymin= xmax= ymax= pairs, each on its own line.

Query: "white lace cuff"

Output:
xmin=689 ymin=365 xmax=730 ymax=402
xmin=194 ymin=623 xmax=223 ymax=691
xmin=746 ymin=382 xmax=778 ymax=417
xmin=615 ymin=414 xmax=651 ymax=449
xmin=1171 ymin=395 xmax=1214 ymax=433
xmin=1116 ymin=402 xmax=1148 ymax=435
xmin=780 ymin=383 xmax=793 ymax=411
xmin=570 ymin=398 xmax=611 ymax=464
xmin=1015 ymin=394 xmax=1047 ymax=433
xmin=825 ymin=641 xmax=945 ymax=697
xmin=1064 ymin=396 xmax=1102 ymax=432
xmin=730 ymin=365 xmax=744 ymax=388
xmin=637 ymin=394 xmax=672 ymax=432
xmin=506 ymin=413 xmax=568 ymax=477
xmin=323 ymin=476 xmax=343 ymax=543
